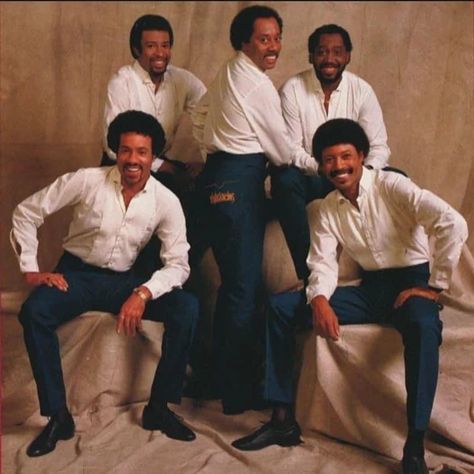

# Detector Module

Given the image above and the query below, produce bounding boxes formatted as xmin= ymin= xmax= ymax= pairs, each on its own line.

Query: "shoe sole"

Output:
xmin=277 ymin=436 xmax=303 ymax=448
xmin=233 ymin=435 xmax=303 ymax=451
xmin=26 ymin=429 xmax=75 ymax=457
xmin=142 ymin=417 xmax=195 ymax=441
xmin=59 ymin=431 xmax=75 ymax=440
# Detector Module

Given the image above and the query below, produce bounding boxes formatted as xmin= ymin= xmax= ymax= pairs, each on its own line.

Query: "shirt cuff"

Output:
xmin=428 ymin=273 xmax=450 ymax=291
xmin=306 ymin=284 xmax=334 ymax=305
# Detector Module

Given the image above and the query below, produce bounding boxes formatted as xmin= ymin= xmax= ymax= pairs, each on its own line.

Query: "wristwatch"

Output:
xmin=133 ymin=287 xmax=150 ymax=302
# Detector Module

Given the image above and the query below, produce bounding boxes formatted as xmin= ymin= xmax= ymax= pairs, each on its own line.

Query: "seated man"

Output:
xmin=11 ymin=110 xmax=199 ymax=458
xmin=232 ymin=119 xmax=468 ymax=474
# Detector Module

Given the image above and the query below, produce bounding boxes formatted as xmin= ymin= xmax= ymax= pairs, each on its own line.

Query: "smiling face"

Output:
xmin=320 ymin=143 xmax=364 ymax=202
xmin=311 ymin=33 xmax=350 ymax=86
xmin=116 ymin=132 xmax=153 ymax=192
xmin=241 ymin=17 xmax=281 ymax=71
xmin=135 ymin=29 xmax=171 ymax=82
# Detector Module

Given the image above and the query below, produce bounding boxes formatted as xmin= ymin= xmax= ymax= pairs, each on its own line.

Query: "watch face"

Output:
xmin=134 ymin=288 xmax=148 ymax=301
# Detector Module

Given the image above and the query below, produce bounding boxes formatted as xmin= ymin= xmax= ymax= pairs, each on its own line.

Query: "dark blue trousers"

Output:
xmin=270 ymin=165 xmax=334 ymax=280
xmin=264 ymin=263 xmax=442 ymax=431
xmin=18 ymin=252 xmax=198 ymax=416
xmin=196 ymin=152 xmax=267 ymax=410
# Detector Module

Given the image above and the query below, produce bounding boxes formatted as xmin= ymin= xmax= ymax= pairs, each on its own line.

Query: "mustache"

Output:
xmin=329 ymin=168 xmax=353 ymax=178
xmin=320 ymin=62 xmax=339 ymax=68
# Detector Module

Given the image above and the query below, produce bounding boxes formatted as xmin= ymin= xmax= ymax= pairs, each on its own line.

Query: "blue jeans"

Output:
xmin=18 ymin=252 xmax=198 ymax=416
xmin=196 ymin=151 xmax=267 ymax=410
xmin=264 ymin=263 xmax=442 ymax=430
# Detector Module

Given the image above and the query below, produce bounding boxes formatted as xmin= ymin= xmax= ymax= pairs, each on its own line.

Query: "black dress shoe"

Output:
xmin=26 ymin=412 xmax=75 ymax=457
xmin=402 ymin=454 xmax=429 ymax=474
xmin=231 ymin=420 xmax=302 ymax=451
xmin=142 ymin=405 xmax=196 ymax=441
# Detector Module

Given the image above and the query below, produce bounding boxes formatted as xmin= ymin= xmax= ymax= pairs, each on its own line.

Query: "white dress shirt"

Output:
xmin=306 ymin=168 xmax=468 ymax=302
xmin=10 ymin=167 xmax=190 ymax=299
xmin=192 ymin=52 xmax=311 ymax=169
xmin=280 ymin=70 xmax=390 ymax=170
xmin=104 ymin=61 xmax=206 ymax=170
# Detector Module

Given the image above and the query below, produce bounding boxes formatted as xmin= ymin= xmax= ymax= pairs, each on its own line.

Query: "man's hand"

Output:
xmin=116 ymin=286 xmax=151 ymax=337
xmin=311 ymin=295 xmax=340 ymax=341
xmin=185 ymin=162 xmax=205 ymax=179
xmin=24 ymin=272 xmax=69 ymax=292
xmin=158 ymin=160 xmax=179 ymax=175
xmin=393 ymin=286 xmax=441 ymax=309
xmin=159 ymin=160 xmax=201 ymax=190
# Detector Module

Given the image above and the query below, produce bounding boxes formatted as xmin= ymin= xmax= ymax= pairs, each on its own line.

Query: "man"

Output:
xmin=192 ymin=5 xmax=311 ymax=414
xmin=102 ymin=14 xmax=206 ymax=191
xmin=271 ymin=24 xmax=391 ymax=281
xmin=232 ymin=119 xmax=467 ymax=474
xmin=11 ymin=111 xmax=198 ymax=457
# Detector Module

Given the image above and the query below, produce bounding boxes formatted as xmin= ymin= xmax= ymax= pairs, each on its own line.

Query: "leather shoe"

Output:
xmin=232 ymin=420 xmax=302 ymax=451
xmin=142 ymin=404 xmax=196 ymax=441
xmin=26 ymin=412 xmax=75 ymax=457
xmin=402 ymin=454 xmax=429 ymax=474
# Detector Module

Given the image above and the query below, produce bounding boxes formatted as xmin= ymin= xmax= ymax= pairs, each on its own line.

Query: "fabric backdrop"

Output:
xmin=1 ymin=2 xmax=473 ymax=473
xmin=0 ymin=1 xmax=472 ymax=292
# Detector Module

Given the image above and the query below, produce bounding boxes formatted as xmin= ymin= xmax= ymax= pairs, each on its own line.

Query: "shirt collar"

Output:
xmin=109 ymin=165 xmax=152 ymax=193
xmin=236 ymin=51 xmax=267 ymax=77
xmin=312 ymin=70 xmax=347 ymax=95
xmin=132 ymin=60 xmax=169 ymax=86
xmin=336 ymin=166 xmax=374 ymax=204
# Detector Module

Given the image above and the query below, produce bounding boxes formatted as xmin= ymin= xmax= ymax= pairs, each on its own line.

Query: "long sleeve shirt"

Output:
xmin=280 ymin=70 xmax=390 ymax=170
xmin=104 ymin=61 xmax=206 ymax=170
xmin=192 ymin=52 xmax=312 ymax=170
xmin=306 ymin=168 xmax=468 ymax=302
xmin=11 ymin=167 xmax=190 ymax=299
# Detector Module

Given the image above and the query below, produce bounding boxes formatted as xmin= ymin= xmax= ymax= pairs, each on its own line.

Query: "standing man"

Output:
xmin=272 ymin=24 xmax=391 ymax=281
xmin=192 ymin=5 xmax=310 ymax=414
xmin=102 ymin=14 xmax=206 ymax=194
xmin=11 ymin=111 xmax=198 ymax=457
xmin=232 ymin=119 xmax=467 ymax=474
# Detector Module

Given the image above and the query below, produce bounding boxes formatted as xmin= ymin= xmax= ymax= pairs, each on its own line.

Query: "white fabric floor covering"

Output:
xmin=2 ymin=308 xmax=473 ymax=474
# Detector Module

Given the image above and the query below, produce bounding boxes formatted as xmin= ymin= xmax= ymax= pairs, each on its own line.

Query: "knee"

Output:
xmin=167 ymin=291 xmax=199 ymax=333
xmin=401 ymin=297 xmax=442 ymax=344
xmin=266 ymin=293 xmax=298 ymax=330
xmin=18 ymin=294 xmax=49 ymax=329
xmin=18 ymin=298 xmax=34 ymax=327
xmin=271 ymin=166 xmax=305 ymax=199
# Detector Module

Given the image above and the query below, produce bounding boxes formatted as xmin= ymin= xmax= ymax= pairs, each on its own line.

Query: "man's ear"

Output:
xmin=346 ymin=52 xmax=351 ymax=66
xmin=132 ymin=46 xmax=141 ymax=58
xmin=308 ymin=53 xmax=313 ymax=64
